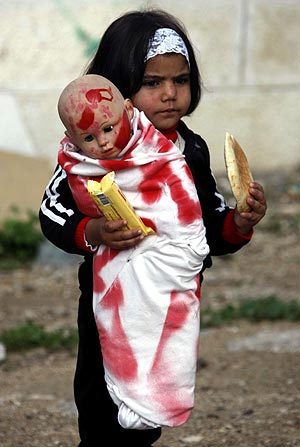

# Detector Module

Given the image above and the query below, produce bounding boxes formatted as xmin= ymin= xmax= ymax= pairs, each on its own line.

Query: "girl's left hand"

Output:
xmin=234 ymin=181 xmax=267 ymax=235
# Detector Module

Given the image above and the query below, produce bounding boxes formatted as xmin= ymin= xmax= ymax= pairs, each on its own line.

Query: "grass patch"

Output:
xmin=0 ymin=321 xmax=78 ymax=353
xmin=0 ymin=296 xmax=299 ymax=353
xmin=201 ymin=295 xmax=300 ymax=329
xmin=0 ymin=207 xmax=44 ymax=270
xmin=260 ymin=211 xmax=300 ymax=234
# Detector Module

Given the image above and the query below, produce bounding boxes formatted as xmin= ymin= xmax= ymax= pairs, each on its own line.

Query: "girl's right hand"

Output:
xmin=85 ymin=217 xmax=144 ymax=249
xmin=233 ymin=181 xmax=267 ymax=235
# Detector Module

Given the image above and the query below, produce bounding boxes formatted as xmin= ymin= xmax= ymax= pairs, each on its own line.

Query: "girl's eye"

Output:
xmin=175 ymin=76 xmax=190 ymax=85
xmin=142 ymin=79 xmax=159 ymax=88
xmin=104 ymin=125 xmax=114 ymax=133
xmin=84 ymin=135 xmax=94 ymax=142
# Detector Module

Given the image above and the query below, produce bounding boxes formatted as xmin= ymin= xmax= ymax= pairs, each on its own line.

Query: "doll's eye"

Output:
xmin=104 ymin=125 xmax=114 ymax=133
xmin=84 ymin=135 xmax=94 ymax=142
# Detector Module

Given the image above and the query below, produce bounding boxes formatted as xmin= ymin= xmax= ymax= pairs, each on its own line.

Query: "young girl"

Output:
xmin=39 ymin=9 xmax=267 ymax=447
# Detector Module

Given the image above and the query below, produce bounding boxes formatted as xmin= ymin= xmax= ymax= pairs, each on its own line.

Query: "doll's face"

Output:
xmin=61 ymin=78 xmax=134 ymax=159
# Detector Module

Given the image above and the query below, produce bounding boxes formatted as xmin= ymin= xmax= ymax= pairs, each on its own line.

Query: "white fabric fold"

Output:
xmin=58 ymin=109 xmax=209 ymax=429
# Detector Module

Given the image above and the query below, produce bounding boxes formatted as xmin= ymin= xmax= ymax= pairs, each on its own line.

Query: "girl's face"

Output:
xmin=132 ymin=53 xmax=191 ymax=132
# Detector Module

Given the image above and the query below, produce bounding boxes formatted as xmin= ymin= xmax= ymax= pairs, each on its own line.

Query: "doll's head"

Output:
xmin=58 ymin=74 xmax=134 ymax=159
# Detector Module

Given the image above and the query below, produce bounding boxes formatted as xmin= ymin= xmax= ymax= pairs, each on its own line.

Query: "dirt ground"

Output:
xmin=0 ymin=167 xmax=300 ymax=447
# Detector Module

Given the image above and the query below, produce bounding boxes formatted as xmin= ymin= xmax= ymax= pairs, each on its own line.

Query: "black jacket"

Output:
xmin=39 ymin=120 xmax=250 ymax=272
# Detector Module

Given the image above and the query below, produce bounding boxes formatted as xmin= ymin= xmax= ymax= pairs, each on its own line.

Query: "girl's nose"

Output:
xmin=161 ymin=82 xmax=177 ymax=101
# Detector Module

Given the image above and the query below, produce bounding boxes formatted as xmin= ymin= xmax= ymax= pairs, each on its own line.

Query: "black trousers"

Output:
xmin=74 ymin=258 xmax=161 ymax=446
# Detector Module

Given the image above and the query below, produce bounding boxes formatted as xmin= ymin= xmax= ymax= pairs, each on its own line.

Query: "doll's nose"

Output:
xmin=97 ymin=134 xmax=108 ymax=147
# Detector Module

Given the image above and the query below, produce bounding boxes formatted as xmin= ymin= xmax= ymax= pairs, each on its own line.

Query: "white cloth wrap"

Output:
xmin=58 ymin=109 xmax=209 ymax=429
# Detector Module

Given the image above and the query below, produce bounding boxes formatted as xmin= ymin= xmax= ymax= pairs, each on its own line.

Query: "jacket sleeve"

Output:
xmin=179 ymin=121 xmax=252 ymax=263
xmin=39 ymin=164 xmax=93 ymax=255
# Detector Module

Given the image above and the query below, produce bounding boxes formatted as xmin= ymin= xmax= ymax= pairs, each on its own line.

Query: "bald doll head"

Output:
xmin=58 ymin=74 xmax=134 ymax=159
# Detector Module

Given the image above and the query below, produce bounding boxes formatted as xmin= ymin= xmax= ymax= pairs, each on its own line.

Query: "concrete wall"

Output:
xmin=0 ymin=0 xmax=299 ymax=179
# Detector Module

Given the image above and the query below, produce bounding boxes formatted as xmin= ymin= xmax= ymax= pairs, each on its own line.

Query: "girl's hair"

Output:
xmin=85 ymin=9 xmax=202 ymax=115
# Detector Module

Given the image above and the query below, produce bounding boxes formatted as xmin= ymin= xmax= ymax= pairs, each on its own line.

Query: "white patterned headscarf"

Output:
xmin=145 ymin=28 xmax=190 ymax=67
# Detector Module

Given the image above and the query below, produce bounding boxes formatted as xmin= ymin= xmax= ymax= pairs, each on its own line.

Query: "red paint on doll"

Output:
xmin=86 ymin=86 xmax=113 ymax=106
xmin=77 ymin=86 xmax=115 ymax=131
xmin=77 ymin=106 xmax=95 ymax=131
xmin=114 ymin=110 xmax=132 ymax=150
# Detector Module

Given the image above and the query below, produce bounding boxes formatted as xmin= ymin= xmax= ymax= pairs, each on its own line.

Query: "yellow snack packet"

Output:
xmin=88 ymin=171 xmax=155 ymax=236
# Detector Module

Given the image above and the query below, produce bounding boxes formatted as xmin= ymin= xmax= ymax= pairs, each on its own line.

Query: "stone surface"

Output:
xmin=0 ymin=150 xmax=52 ymax=221
xmin=0 ymin=0 xmax=299 ymax=172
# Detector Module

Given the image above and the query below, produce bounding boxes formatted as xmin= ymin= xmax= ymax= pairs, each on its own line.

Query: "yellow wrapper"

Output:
xmin=88 ymin=171 xmax=155 ymax=236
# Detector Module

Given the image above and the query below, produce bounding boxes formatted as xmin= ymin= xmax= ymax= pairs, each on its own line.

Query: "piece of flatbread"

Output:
xmin=224 ymin=132 xmax=253 ymax=213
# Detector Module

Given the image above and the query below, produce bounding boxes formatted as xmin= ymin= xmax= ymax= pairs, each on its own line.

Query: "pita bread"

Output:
xmin=224 ymin=132 xmax=253 ymax=213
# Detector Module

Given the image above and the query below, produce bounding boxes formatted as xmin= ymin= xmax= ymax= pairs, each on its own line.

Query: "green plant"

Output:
xmin=0 ymin=207 xmax=44 ymax=269
xmin=201 ymin=295 xmax=300 ymax=329
xmin=0 ymin=321 xmax=78 ymax=353
xmin=259 ymin=210 xmax=300 ymax=235
xmin=1 ymin=296 xmax=299 ymax=354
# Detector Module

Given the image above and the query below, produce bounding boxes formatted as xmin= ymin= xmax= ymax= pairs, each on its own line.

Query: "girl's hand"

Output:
xmin=234 ymin=182 xmax=267 ymax=235
xmin=85 ymin=217 xmax=144 ymax=249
